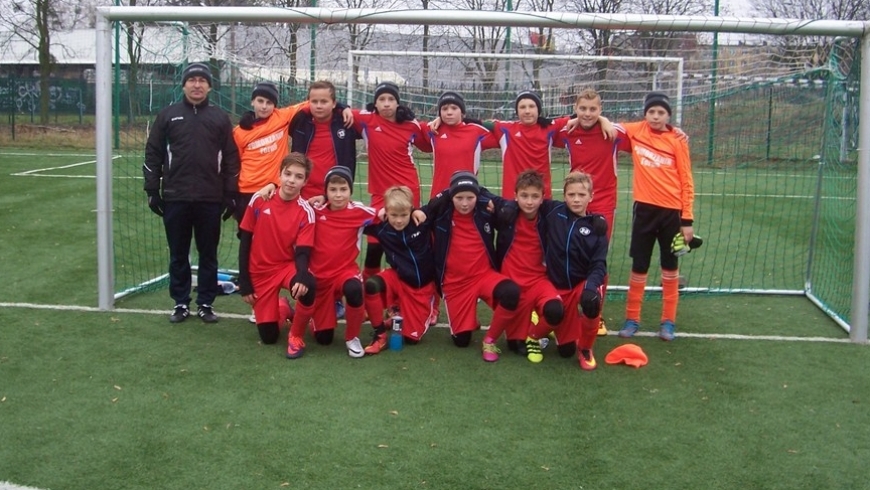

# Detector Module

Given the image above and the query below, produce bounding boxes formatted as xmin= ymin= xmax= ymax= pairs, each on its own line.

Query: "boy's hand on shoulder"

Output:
xmin=599 ymin=116 xmax=615 ymax=140
xmin=377 ymin=207 xmax=386 ymax=221
xmin=428 ymin=117 xmax=442 ymax=132
xmin=412 ymin=209 xmax=427 ymax=225
xmin=670 ymin=126 xmax=689 ymax=143
xmin=255 ymin=183 xmax=276 ymax=201
xmin=564 ymin=117 xmax=581 ymax=133
xmin=342 ymin=107 xmax=354 ymax=128
xmin=308 ymin=195 xmax=326 ymax=207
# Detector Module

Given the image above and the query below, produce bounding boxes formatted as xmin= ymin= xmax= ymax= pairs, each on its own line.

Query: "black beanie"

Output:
xmin=449 ymin=171 xmax=480 ymax=196
xmin=437 ymin=91 xmax=466 ymax=115
xmin=374 ymin=82 xmax=400 ymax=104
xmin=181 ymin=62 xmax=212 ymax=87
xmin=643 ymin=92 xmax=672 ymax=116
xmin=324 ymin=165 xmax=354 ymax=193
xmin=515 ymin=91 xmax=543 ymax=115
xmin=251 ymin=82 xmax=279 ymax=106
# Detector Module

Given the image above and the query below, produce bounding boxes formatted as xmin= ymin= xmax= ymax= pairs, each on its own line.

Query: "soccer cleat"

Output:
xmin=525 ymin=336 xmax=543 ymax=363
xmin=364 ymin=331 xmax=388 ymax=355
xmin=618 ymin=319 xmax=640 ymax=338
xmin=579 ymin=349 xmax=598 ymax=371
xmin=345 ymin=337 xmax=365 ymax=358
xmin=248 ymin=311 xmax=257 ymax=324
xmin=335 ymin=301 xmax=346 ymax=320
xmin=597 ymin=319 xmax=608 ymax=336
xmin=658 ymin=320 xmax=676 ymax=341
xmin=286 ymin=336 xmax=306 ymax=359
xmin=197 ymin=304 xmax=218 ymax=323
xmin=169 ymin=304 xmax=190 ymax=323
xmin=481 ymin=340 xmax=500 ymax=362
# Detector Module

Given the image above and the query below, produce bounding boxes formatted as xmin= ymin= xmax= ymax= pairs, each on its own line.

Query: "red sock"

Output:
xmin=344 ymin=304 xmax=365 ymax=340
xmin=364 ymin=292 xmax=385 ymax=328
xmin=661 ymin=268 xmax=680 ymax=322
xmin=578 ymin=315 xmax=598 ymax=350
xmin=625 ymin=272 xmax=647 ymax=321
xmin=289 ymin=301 xmax=314 ymax=338
xmin=486 ymin=306 xmax=513 ymax=342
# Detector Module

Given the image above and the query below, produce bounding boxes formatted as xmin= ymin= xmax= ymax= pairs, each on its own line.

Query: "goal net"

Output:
xmin=98 ymin=9 xmax=864 ymax=334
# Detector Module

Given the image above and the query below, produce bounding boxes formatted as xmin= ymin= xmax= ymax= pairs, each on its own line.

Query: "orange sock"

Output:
xmin=661 ymin=269 xmax=680 ymax=322
xmin=625 ymin=272 xmax=647 ymax=321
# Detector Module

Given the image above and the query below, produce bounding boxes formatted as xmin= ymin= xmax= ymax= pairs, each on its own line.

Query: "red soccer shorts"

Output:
xmin=441 ymin=269 xmax=511 ymax=335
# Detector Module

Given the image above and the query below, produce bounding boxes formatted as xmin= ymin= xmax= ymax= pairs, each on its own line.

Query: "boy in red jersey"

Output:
xmin=615 ymin=92 xmax=696 ymax=342
xmin=361 ymin=186 xmax=439 ymax=354
xmin=352 ymin=82 xmax=433 ymax=281
xmin=425 ymin=91 xmax=499 ymax=198
xmin=428 ymin=171 xmax=521 ymax=348
xmin=237 ymin=153 xmax=316 ymax=358
xmin=483 ymin=170 xmax=565 ymax=363
xmin=302 ymin=165 xmax=377 ymax=358
xmin=528 ymin=172 xmax=609 ymax=370
xmin=491 ymin=91 xmax=571 ymax=199
xmin=559 ymin=88 xmax=632 ymax=335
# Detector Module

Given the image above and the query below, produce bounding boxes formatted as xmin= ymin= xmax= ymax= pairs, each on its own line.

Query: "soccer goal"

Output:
xmin=92 ymin=7 xmax=870 ymax=342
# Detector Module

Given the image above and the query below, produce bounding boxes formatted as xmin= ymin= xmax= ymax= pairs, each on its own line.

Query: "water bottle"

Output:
xmin=218 ymin=280 xmax=237 ymax=295
xmin=389 ymin=316 xmax=404 ymax=351
xmin=217 ymin=272 xmax=234 ymax=282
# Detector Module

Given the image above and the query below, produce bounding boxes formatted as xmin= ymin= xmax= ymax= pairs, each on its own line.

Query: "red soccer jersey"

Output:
xmin=558 ymin=122 xmax=631 ymax=210
xmin=301 ymin=120 xmax=339 ymax=200
xmin=309 ymin=201 xmax=377 ymax=281
xmin=493 ymin=117 xmax=569 ymax=199
xmin=501 ymin=215 xmax=546 ymax=286
xmin=443 ymin=211 xmax=491 ymax=287
xmin=353 ymin=110 xmax=432 ymax=206
xmin=239 ymin=194 xmax=315 ymax=274
xmin=427 ymin=121 xmax=499 ymax=198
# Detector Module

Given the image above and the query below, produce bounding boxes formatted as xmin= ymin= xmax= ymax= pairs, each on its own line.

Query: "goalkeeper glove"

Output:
xmin=146 ymin=189 xmax=164 ymax=217
xmin=580 ymin=289 xmax=601 ymax=319
xmin=671 ymin=233 xmax=704 ymax=257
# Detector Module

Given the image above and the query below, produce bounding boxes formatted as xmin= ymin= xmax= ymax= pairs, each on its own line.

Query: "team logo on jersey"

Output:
xmin=574 ymin=139 xmax=583 ymax=145
xmin=264 ymin=208 xmax=271 ymax=215
xmin=375 ymin=126 xmax=383 ymax=132
xmin=411 ymin=231 xmax=421 ymax=239
xmin=319 ymin=215 xmax=327 ymax=221
xmin=171 ymin=116 xmax=184 ymax=122
xmin=579 ymin=226 xmax=591 ymax=236
xmin=514 ymin=131 xmax=522 ymax=138
xmin=484 ymin=223 xmax=492 ymax=234
xmin=440 ymin=134 xmax=448 ymax=139
xmin=337 ymin=129 xmax=346 ymax=139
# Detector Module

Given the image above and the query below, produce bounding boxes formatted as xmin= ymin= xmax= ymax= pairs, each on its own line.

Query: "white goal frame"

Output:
xmin=93 ymin=7 xmax=870 ymax=344
xmin=347 ymin=50 xmax=685 ymax=125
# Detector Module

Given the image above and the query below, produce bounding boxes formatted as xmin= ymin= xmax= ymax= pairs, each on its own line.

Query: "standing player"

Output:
xmin=352 ymin=82 xmax=432 ymax=281
xmin=303 ymin=166 xmax=376 ymax=358
xmin=144 ymin=62 xmax=240 ymax=324
xmin=616 ymin=92 xmax=696 ymax=342
xmin=559 ymin=88 xmax=632 ymax=335
xmin=428 ymin=171 xmax=521 ymax=348
xmin=424 ymin=91 xmax=499 ymax=198
xmin=237 ymin=153 xmax=316 ymax=357
xmin=362 ymin=186 xmax=439 ymax=354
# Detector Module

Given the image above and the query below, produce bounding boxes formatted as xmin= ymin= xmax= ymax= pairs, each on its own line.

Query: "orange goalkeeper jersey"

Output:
xmin=621 ymin=121 xmax=694 ymax=222
xmin=233 ymin=102 xmax=308 ymax=193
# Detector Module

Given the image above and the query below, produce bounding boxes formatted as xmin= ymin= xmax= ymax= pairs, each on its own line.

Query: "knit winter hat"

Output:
xmin=449 ymin=170 xmax=480 ymax=196
xmin=437 ymin=91 xmax=466 ymax=115
xmin=251 ymin=82 xmax=279 ymax=106
xmin=643 ymin=91 xmax=672 ymax=116
xmin=324 ymin=165 xmax=354 ymax=193
xmin=374 ymin=82 xmax=400 ymax=104
xmin=181 ymin=62 xmax=212 ymax=87
xmin=515 ymin=90 xmax=543 ymax=115
xmin=605 ymin=343 xmax=649 ymax=368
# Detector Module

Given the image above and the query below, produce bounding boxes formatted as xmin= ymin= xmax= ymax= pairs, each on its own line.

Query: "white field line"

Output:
xmin=0 ymin=482 xmax=51 ymax=490
xmin=0 ymin=302 xmax=852 ymax=344
xmin=9 ymin=156 xmax=126 ymax=179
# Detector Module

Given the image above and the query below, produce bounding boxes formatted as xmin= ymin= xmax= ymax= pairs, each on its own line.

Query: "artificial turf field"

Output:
xmin=1 ymin=148 xmax=868 ymax=490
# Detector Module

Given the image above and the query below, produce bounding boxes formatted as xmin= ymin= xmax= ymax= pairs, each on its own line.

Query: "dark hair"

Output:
xmin=281 ymin=152 xmax=313 ymax=178
xmin=309 ymin=80 xmax=337 ymax=101
xmin=515 ymin=169 xmax=545 ymax=193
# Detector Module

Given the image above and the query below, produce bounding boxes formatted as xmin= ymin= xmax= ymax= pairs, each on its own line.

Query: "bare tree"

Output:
xmin=522 ymin=0 xmax=558 ymax=90
xmin=751 ymin=0 xmax=869 ymax=69
xmin=321 ymin=0 xmax=392 ymax=85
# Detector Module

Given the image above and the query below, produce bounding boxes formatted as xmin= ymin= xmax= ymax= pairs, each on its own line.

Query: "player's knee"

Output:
xmin=631 ymin=261 xmax=651 ymax=274
xmin=314 ymin=329 xmax=334 ymax=345
xmin=493 ymin=280 xmax=520 ymax=311
xmin=343 ymin=279 xmax=364 ymax=307
xmin=365 ymin=276 xmax=385 ymax=295
xmin=452 ymin=331 xmax=472 ymax=348
xmin=257 ymin=322 xmax=280 ymax=345
xmin=557 ymin=342 xmax=576 ymax=358
xmin=542 ymin=299 xmax=564 ymax=326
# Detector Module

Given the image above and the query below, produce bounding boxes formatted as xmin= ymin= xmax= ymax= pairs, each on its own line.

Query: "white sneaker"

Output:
xmin=346 ymin=337 xmax=364 ymax=358
xmin=248 ymin=311 xmax=256 ymax=324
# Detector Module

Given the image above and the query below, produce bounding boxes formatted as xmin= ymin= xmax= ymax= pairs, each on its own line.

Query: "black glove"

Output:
xmin=395 ymin=105 xmax=416 ymax=123
xmin=238 ymin=111 xmax=257 ymax=130
xmin=580 ymin=289 xmax=601 ymax=319
xmin=146 ymin=189 xmax=164 ymax=217
xmin=222 ymin=192 xmax=239 ymax=221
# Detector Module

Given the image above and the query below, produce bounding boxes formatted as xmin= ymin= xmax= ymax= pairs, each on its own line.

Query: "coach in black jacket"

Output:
xmin=143 ymin=62 xmax=240 ymax=324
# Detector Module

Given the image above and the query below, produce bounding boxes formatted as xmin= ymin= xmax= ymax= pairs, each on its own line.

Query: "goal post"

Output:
xmin=93 ymin=7 xmax=870 ymax=343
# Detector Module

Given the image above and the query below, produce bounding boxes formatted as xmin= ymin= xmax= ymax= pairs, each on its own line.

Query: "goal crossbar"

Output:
xmin=93 ymin=7 xmax=870 ymax=345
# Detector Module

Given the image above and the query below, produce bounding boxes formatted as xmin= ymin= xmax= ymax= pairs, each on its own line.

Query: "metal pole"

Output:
xmin=310 ymin=0 xmax=317 ymax=83
xmin=113 ymin=0 xmax=120 ymax=150
xmin=96 ymin=13 xmax=115 ymax=311
xmin=849 ymin=33 xmax=870 ymax=343
xmin=705 ymin=0 xmax=719 ymax=165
